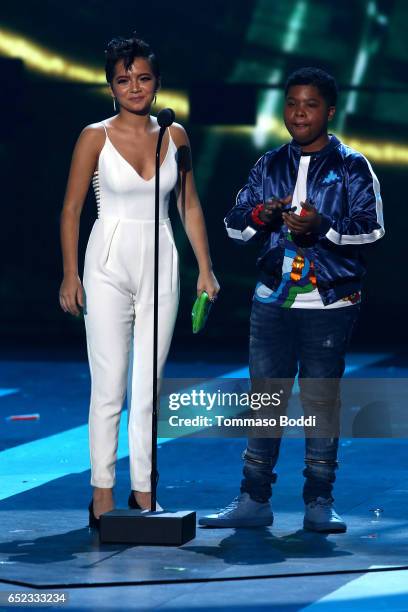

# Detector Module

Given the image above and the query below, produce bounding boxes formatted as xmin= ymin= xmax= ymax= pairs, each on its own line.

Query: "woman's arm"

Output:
xmin=59 ymin=125 xmax=103 ymax=315
xmin=170 ymin=124 xmax=220 ymax=300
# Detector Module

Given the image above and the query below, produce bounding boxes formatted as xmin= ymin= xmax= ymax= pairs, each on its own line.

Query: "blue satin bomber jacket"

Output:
xmin=224 ymin=135 xmax=385 ymax=306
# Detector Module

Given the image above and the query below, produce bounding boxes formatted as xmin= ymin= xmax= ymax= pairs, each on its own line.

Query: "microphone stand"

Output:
xmin=150 ymin=125 xmax=167 ymax=512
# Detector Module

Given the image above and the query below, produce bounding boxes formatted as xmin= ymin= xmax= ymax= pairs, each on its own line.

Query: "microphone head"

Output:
xmin=157 ymin=108 xmax=175 ymax=128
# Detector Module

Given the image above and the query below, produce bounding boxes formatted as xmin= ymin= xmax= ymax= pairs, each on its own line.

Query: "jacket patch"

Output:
xmin=322 ymin=170 xmax=341 ymax=185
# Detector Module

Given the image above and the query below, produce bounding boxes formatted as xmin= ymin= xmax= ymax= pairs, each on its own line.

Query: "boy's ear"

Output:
xmin=328 ymin=106 xmax=336 ymax=122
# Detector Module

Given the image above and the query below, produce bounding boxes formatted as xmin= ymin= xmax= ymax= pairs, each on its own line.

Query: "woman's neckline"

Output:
xmin=101 ymin=121 xmax=174 ymax=183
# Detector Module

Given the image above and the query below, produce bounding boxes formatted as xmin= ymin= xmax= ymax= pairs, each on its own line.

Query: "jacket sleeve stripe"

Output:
xmin=224 ymin=219 xmax=257 ymax=242
xmin=325 ymin=155 xmax=385 ymax=245
xmin=224 ymin=155 xmax=266 ymax=244
xmin=326 ymin=226 xmax=385 ymax=245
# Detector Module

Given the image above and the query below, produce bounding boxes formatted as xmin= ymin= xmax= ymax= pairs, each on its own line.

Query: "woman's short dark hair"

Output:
xmin=285 ymin=67 xmax=338 ymax=107
xmin=105 ymin=33 xmax=160 ymax=86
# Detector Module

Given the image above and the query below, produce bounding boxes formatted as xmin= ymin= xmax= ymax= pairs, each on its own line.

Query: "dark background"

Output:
xmin=1 ymin=0 xmax=407 ymax=357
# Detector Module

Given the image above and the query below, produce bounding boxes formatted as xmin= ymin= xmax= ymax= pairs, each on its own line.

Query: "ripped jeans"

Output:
xmin=241 ymin=299 xmax=360 ymax=504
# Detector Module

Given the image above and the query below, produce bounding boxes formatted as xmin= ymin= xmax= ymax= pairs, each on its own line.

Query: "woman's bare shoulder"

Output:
xmin=169 ymin=122 xmax=189 ymax=147
xmin=74 ymin=121 xmax=107 ymax=156
xmin=80 ymin=121 xmax=106 ymax=140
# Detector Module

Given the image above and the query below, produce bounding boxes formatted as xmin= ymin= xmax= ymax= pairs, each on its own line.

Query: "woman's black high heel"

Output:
xmin=128 ymin=491 xmax=162 ymax=511
xmin=128 ymin=491 xmax=142 ymax=509
xmin=88 ymin=500 xmax=101 ymax=529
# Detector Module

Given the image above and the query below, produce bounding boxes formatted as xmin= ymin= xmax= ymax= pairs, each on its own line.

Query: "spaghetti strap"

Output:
xmin=167 ymin=126 xmax=176 ymax=150
xmin=101 ymin=121 xmax=108 ymax=136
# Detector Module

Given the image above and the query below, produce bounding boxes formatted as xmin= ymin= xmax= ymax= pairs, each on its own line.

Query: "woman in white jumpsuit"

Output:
xmin=59 ymin=35 xmax=219 ymax=524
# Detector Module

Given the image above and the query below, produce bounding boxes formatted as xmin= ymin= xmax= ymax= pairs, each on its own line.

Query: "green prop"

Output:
xmin=192 ymin=291 xmax=212 ymax=334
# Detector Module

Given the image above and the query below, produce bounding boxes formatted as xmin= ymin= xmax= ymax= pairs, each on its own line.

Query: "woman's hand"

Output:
xmin=197 ymin=269 xmax=220 ymax=302
xmin=59 ymin=273 xmax=84 ymax=316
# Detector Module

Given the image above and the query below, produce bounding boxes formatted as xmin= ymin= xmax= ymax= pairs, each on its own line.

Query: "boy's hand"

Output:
xmin=259 ymin=194 xmax=293 ymax=225
xmin=282 ymin=200 xmax=322 ymax=235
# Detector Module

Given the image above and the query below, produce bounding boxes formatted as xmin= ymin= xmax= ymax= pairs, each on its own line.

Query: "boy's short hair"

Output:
xmin=285 ymin=67 xmax=338 ymax=107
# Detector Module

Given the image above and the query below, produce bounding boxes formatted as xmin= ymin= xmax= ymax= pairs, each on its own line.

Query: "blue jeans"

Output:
xmin=241 ymin=300 xmax=360 ymax=504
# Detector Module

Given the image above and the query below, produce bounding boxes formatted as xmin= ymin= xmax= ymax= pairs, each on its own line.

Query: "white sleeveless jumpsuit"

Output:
xmin=83 ymin=121 xmax=179 ymax=491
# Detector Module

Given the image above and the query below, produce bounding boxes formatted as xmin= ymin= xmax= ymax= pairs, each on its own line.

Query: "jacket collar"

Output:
xmin=289 ymin=134 xmax=341 ymax=157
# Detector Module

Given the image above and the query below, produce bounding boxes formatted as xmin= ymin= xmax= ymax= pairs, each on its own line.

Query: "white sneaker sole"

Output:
xmin=199 ymin=516 xmax=273 ymax=528
xmin=303 ymin=518 xmax=347 ymax=533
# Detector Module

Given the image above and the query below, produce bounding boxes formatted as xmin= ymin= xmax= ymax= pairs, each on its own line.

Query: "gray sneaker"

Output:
xmin=303 ymin=497 xmax=347 ymax=533
xmin=199 ymin=493 xmax=273 ymax=528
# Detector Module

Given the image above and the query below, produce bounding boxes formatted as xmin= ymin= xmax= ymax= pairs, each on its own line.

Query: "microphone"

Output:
xmin=157 ymin=107 xmax=175 ymax=128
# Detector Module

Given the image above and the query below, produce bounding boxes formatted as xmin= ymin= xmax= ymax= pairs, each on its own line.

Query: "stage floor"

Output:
xmin=0 ymin=352 xmax=407 ymax=610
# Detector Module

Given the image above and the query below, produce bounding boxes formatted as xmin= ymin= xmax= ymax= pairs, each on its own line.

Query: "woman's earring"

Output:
xmin=113 ymin=97 xmax=117 ymax=111
xmin=153 ymin=94 xmax=157 ymax=105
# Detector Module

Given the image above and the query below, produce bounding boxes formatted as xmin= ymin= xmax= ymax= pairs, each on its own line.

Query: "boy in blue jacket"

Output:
xmin=200 ymin=67 xmax=384 ymax=532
